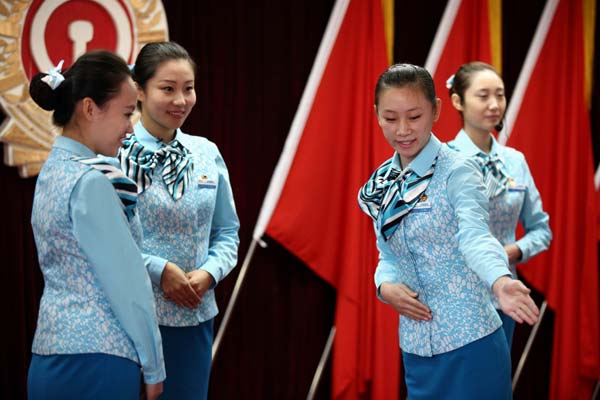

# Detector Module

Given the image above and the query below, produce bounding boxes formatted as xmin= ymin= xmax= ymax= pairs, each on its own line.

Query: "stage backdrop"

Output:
xmin=1 ymin=1 xmax=599 ymax=399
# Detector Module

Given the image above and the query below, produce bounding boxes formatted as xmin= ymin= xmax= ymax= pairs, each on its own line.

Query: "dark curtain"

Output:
xmin=1 ymin=1 xmax=597 ymax=399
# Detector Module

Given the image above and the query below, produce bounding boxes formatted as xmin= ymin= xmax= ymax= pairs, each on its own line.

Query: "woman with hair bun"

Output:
xmin=27 ymin=50 xmax=164 ymax=400
xmin=447 ymin=61 xmax=551 ymax=348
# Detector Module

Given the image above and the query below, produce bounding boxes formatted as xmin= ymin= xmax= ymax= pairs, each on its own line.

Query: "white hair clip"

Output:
xmin=445 ymin=74 xmax=455 ymax=89
xmin=41 ymin=60 xmax=65 ymax=90
xmin=128 ymin=64 xmax=135 ymax=72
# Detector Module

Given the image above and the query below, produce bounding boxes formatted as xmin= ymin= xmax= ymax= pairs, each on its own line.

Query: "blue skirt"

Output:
xmin=27 ymin=353 xmax=140 ymax=399
xmin=159 ymin=319 xmax=214 ymax=400
xmin=498 ymin=309 xmax=516 ymax=349
xmin=402 ymin=328 xmax=511 ymax=400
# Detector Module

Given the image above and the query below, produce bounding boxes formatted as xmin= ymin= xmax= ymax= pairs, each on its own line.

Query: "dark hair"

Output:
xmin=448 ymin=61 xmax=504 ymax=131
xmin=374 ymin=63 xmax=436 ymax=109
xmin=132 ymin=41 xmax=196 ymax=90
xmin=29 ymin=50 xmax=131 ymax=127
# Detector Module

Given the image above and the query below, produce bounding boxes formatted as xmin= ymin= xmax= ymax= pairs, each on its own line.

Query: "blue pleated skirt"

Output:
xmin=159 ymin=319 xmax=214 ymax=400
xmin=402 ymin=328 xmax=512 ymax=400
xmin=27 ymin=353 xmax=140 ymax=399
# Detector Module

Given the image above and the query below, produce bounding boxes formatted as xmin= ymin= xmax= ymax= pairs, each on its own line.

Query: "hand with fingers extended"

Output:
xmin=186 ymin=269 xmax=215 ymax=299
xmin=493 ymin=276 xmax=540 ymax=325
xmin=161 ymin=262 xmax=201 ymax=309
xmin=379 ymin=282 xmax=432 ymax=321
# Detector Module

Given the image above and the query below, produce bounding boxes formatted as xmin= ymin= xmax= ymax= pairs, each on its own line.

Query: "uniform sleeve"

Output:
xmin=198 ymin=144 xmax=240 ymax=286
xmin=447 ymin=158 xmax=512 ymax=288
xmin=514 ymin=155 xmax=552 ymax=262
xmin=143 ymin=253 xmax=169 ymax=286
xmin=373 ymin=222 xmax=401 ymax=303
xmin=70 ymin=170 xmax=166 ymax=384
xmin=102 ymin=155 xmax=170 ymax=286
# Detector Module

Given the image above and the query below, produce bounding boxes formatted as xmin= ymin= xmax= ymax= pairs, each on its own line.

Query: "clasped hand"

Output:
xmin=160 ymin=262 xmax=215 ymax=308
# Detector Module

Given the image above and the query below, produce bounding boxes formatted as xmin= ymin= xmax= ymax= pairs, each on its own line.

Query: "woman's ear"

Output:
xmin=374 ymin=104 xmax=383 ymax=127
xmin=433 ymin=98 xmax=442 ymax=122
xmin=451 ymin=93 xmax=463 ymax=112
xmin=136 ymin=83 xmax=145 ymax=103
xmin=80 ymin=97 xmax=97 ymax=121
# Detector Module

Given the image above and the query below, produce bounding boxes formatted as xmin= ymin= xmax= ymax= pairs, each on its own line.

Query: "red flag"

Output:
xmin=253 ymin=0 xmax=395 ymax=398
xmin=500 ymin=0 xmax=600 ymax=398
xmin=425 ymin=0 xmax=502 ymax=142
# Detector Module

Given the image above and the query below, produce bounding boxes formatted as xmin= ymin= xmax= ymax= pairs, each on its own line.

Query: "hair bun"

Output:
xmin=29 ymin=73 xmax=58 ymax=111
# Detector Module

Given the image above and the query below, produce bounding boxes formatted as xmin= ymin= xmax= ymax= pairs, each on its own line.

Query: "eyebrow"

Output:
xmin=157 ymin=79 xmax=194 ymax=84
xmin=382 ymin=107 xmax=422 ymax=113
xmin=476 ymin=87 xmax=504 ymax=92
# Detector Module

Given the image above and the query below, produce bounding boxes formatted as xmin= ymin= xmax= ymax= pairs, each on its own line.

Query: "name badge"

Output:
xmin=507 ymin=179 xmax=526 ymax=192
xmin=412 ymin=193 xmax=432 ymax=212
xmin=198 ymin=175 xmax=217 ymax=189
xmin=508 ymin=187 xmax=526 ymax=192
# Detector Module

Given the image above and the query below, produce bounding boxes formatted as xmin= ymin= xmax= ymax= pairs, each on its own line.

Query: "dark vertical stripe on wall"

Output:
xmin=502 ymin=2 xmax=554 ymax=399
xmin=162 ymin=1 xmax=338 ymax=399
xmin=0 ymin=138 xmax=42 ymax=400
xmin=393 ymin=2 xmax=445 ymax=66
xmin=501 ymin=0 xmax=546 ymax=101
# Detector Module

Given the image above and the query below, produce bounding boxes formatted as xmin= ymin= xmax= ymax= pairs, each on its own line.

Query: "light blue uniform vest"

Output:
xmin=31 ymin=147 xmax=139 ymax=362
xmin=386 ymin=146 xmax=502 ymax=357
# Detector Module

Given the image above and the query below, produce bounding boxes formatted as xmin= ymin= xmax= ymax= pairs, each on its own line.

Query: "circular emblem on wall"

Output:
xmin=0 ymin=0 xmax=168 ymax=177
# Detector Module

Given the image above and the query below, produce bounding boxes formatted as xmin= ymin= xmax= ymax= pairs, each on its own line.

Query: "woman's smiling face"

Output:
xmin=376 ymin=84 xmax=440 ymax=167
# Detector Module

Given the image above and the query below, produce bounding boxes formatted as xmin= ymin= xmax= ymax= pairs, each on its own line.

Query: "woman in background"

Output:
xmin=447 ymin=61 xmax=551 ymax=347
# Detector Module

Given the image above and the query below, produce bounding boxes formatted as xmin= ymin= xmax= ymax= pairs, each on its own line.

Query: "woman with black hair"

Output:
xmin=359 ymin=63 xmax=539 ymax=399
xmin=27 ymin=50 xmax=164 ymax=400
xmin=121 ymin=42 xmax=239 ymax=399
xmin=447 ymin=61 xmax=551 ymax=347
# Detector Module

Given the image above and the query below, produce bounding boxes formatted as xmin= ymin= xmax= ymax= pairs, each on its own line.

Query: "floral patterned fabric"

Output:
xmin=31 ymin=139 xmax=156 ymax=367
xmin=449 ymin=130 xmax=552 ymax=307
xmin=370 ymin=136 xmax=510 ymax=357
xmin=127 ymin=123 xmax=240 ymax=327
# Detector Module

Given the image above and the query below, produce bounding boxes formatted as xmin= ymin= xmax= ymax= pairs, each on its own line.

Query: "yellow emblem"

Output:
xmin=0 ymin=0 xmax=169 ymax=177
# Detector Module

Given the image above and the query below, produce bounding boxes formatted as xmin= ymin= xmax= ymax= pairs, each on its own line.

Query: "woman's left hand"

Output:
xmin=493 ymin=276 xmax=539 ymax=325
xmin=504 ymin=243 xmax=523 ymax=264
xmin=186 ymin=270 xmax=215 ymax=298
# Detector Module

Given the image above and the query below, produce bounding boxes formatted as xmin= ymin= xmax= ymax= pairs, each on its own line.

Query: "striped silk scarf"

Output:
xmin=475 ymin=152 xmax=510 ymax=198
xmin=75 ymin=157 xmax=138 ymax=220
xmin=358 ymin=157 xmax=436 ymax=241
xmin=119 ymin=134 xmax=194 ymax=200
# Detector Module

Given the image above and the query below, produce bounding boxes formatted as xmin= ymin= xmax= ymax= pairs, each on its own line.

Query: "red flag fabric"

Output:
xmin=500 ymin=0 xmax=600 ymax=398
xmin=425 ymin=0 xmax=500 ymax=142
xmin=254 ymin=0 xmax=395 ymax=398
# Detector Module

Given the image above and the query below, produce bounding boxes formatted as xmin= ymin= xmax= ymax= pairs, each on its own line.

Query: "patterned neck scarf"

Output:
xmin=74 ymin=157 xmax=138 ymax=220
xmin=475 ymin=152 xmax=510 ymax=198
xmin=119 ymin=134 xmax=194 ymax=200
xmin=358 ymin=156 xmax=437 ymax=241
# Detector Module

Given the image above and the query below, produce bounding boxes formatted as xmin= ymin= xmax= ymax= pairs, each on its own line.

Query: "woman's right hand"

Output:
xmin=161 ymin=262 xmax=201 ymax=308
xmin=379 ymin=282 xmax=432 ymax=321
xmin=493 ymin=276 xmax=539 ymax=325
xmin=144 ymin=382 xmax=163 ymax=400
